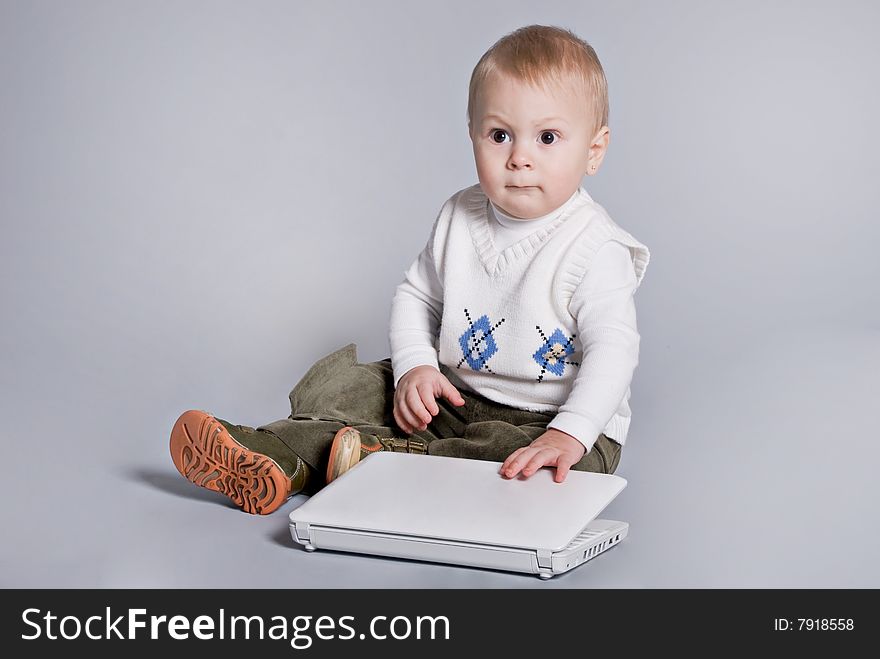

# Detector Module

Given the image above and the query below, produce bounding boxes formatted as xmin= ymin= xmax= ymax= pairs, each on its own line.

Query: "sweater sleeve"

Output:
xmin=389 ymin=237 xmax=444 ymax=387
xmin=546 ymin=240 xmax=640 ymax=452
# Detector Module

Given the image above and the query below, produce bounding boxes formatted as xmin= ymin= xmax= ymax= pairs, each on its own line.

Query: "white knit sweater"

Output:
xmin=389 ymin=183 xmax=650 ymax=452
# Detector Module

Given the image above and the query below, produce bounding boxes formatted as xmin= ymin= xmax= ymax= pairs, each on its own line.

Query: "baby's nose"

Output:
xmin=507 ymin=144 xmax=534 ymax=169
xmin=508 ymin=154 xmax=533 ymax=169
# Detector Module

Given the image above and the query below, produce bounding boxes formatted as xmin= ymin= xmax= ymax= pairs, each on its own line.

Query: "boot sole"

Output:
xmin=170 ymin=410 xmax=290 ymax=515
xmin=326 ymin=427 xmax=362 ymax=484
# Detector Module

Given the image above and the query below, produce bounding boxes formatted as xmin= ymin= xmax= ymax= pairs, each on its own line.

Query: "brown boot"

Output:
xmin=326 ymin=426 xmax=427 ymax=484
xmin=170 ymin=410 xmax=310 ymax=515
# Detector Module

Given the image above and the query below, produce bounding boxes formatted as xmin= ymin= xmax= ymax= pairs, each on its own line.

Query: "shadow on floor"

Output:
xmin=127 ymin=467 xmax=238 ymax=509
xmin=269 ymin=493 xmax=312 ymax=548
xmin=270 ymin=523 xmax=299 ymax=549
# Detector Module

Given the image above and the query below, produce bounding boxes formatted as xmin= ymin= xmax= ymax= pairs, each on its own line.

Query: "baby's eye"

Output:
xmin=490 ymin=129 xmax=510 ymax=144
xmin=539 ymin=131 xmax=558 ymax=145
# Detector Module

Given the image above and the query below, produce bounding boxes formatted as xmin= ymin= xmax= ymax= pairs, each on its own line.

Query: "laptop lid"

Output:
xmin=289 ymin=452 xmax=626 ymax=553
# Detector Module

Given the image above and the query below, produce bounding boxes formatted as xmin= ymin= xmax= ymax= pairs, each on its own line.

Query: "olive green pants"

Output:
xmin=258 ymin=343 xmax=622 ymax=492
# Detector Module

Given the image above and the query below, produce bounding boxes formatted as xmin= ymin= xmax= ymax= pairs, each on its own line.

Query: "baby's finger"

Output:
xmin=398 ymin=402 xmax=422 ymax=433
xmin=393 ymin=406 xmax=412 ymax=434
xmin=440 ymin=378 xmax=466 ymax=406
xmin=520 ymin=449 xmax=555 ymax=478
xmin=405 ymin=389 xmax=432 ymax=428
xmin=502 ymin=447 xmax=536 ymax=478
xmin=501 ymin=446 xmax=529 ymax=474
xmin=417 ymin=383 xmax=440 ymax=416
xmin=554 ymin=456 xmax=576 ymax=483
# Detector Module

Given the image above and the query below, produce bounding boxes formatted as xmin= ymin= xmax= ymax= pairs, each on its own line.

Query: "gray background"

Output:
xmin=1 ymin=0 xmax=877 ymax=588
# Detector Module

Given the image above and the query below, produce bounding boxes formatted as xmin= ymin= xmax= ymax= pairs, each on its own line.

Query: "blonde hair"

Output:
xmin=467 ymin=25 xmax=609 ymax=137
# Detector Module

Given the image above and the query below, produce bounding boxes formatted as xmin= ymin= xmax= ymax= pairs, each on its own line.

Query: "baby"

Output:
xmin=170 ymin=24 xmax=650 ymax=515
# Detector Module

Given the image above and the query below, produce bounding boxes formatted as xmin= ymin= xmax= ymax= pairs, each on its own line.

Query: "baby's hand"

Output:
xmin=394 ymin=365 xmax=465 ymax=434
xmin=501 ymin=429 xmax=586 ymax=483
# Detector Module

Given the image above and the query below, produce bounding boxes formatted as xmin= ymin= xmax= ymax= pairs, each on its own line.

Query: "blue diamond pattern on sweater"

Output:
xmin=532 ymin=328 xmax=575 ymax=377
xmin=458 ymin=314 xmax=499 ymax=371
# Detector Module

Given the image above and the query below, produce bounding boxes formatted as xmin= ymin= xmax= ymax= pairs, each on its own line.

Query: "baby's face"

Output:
xmin=469 ymin=73 xmax=602 ymax=219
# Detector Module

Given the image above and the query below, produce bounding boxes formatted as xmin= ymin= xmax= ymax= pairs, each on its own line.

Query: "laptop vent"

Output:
xmin=562 ymin=527 xmax=603 ymax=551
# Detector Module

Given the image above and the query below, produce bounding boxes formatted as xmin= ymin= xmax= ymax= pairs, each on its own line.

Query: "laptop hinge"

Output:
xmin=294 ymin=522 xmax=312 ymax=544
xmin=536 ymin=549 xmax=552 ymax=569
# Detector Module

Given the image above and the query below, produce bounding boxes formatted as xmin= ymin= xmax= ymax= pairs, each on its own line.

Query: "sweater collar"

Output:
xmin=466 ymin=184 xmax=593 ymax=276
xmin=489 ymin=188 xmax=581 ymax=229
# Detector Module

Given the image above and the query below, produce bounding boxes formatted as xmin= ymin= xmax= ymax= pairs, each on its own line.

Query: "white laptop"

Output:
xmin=289 ymin=452 xmax=628 ymax=579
